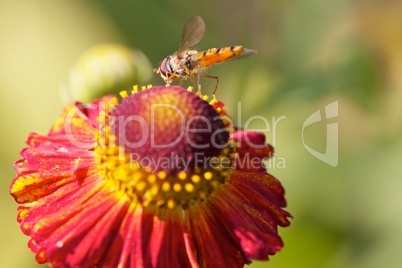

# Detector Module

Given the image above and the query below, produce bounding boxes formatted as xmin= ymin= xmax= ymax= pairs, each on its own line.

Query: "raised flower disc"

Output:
xmin=11 ymin=85 xmax=291 ymax=268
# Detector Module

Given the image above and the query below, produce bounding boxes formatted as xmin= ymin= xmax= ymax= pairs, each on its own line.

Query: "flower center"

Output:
xmin=95 ymin=86 xmax=233 ymax=209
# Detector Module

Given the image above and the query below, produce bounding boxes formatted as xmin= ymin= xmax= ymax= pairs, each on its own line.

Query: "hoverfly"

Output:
xmin=154 ymin=15 xmax=256 ymax=98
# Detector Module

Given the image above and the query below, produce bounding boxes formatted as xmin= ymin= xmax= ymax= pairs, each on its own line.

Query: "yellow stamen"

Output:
xmin=178 ymin=172 xmax=187 ymax=180
xmin=132 ymin=85 xmax=139 ymax=94
xmin=150 ymin=185 xmax=159 ymax=197
xmin=120 ymin=90 xmax=129 ymax=98
xmin=191 ymin=174 xmax=201 ymax=184
xmin=157 ymin=171 xmax=167 ymax=180
xmin=204 ymin=172 xmax=213 ymax=180
xmin=184 ymin=183 xmax=195 ymax=193
xmin=161 ymin=182 xmax=171 ymax=192
xmin=167 ymin=199 xmax=175 ymax=209
xmin=136 ymin=181 xmax=147 ymax=192
xmin=173 ymin=183 xmax=182 ymax=192
xmin=148 ymin=174 xmax=157 ymax=184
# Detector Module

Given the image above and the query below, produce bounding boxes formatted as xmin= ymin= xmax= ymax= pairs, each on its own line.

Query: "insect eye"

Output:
xmin=159 ymin=57 xmax=171 ymax=77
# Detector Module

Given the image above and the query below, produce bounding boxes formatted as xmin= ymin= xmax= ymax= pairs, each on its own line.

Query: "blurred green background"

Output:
xmin=2 ymin=0 xmax=402 ymax=267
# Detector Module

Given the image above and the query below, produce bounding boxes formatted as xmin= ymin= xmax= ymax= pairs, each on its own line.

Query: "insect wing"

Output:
xmin=179 ymin=15 xmax=206 ymax=52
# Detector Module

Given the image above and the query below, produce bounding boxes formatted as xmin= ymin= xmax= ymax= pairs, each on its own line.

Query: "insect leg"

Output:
xmin=196 ymin=69 xmax=202 ymax=94
xmin=200 ymin=74 xmax=219 ymax=100
xmin=189 ymin=75 xmax=196 ymax=90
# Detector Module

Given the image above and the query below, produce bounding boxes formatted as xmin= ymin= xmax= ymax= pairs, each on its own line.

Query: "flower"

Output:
xmin=10 ymin=85 xmax=291 ymax=268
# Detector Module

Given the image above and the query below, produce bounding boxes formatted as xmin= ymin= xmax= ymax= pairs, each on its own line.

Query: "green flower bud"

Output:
xmin=61 ymin=43 xmax=152 ymax=103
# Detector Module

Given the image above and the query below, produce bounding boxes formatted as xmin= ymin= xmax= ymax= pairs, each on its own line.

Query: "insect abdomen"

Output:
xmin=197 ymin=46 xmax=253 ymax=68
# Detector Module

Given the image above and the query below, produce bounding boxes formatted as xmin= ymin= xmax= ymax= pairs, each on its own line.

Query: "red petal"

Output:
xmin=155 ymin=210 xmax=195 ymax=268
xmin=11 ymin=129 xmax=95 ymax=204
xmin=100 ymin=204 xmax=145 ymax=268
xmin=26 ymin=183 xmax=124 ymax=267
xmin=231 ymin=130 xmax=275 ymax=173
xmin=231 ymin=130 xmax=266 ymax=145
xmin=186 ymin=204 xmax=247 ymax=267
xmin=49 ymin=96 xmax=115 ymax=136
xmin=203 ymin=170 xmax=291 ymax=260
xmin=142 ymin=208 xmax=164 ymax=267
xmin=62 ymin=197 xmax=129 ymax=267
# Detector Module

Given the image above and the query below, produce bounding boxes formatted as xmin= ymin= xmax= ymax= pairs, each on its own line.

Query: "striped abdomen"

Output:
xmin=195 ymin=46 xmax=256 ymax=68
